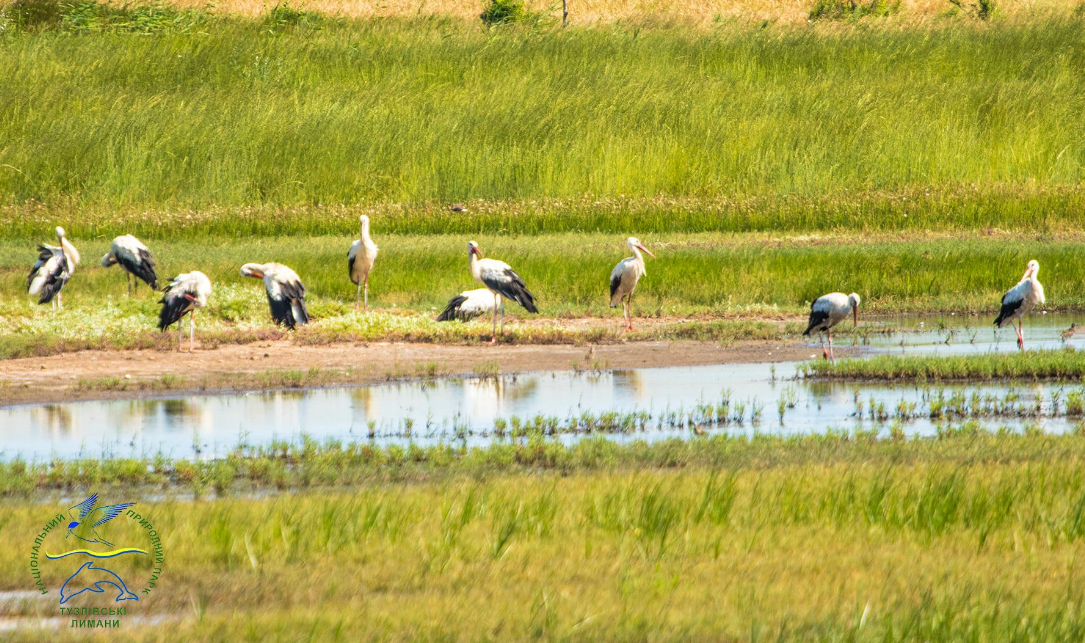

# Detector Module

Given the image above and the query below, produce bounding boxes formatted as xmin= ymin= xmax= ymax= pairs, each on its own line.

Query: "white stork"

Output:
xmin=240 ymin=262 xmax=310 ymax=329
xmin=27 ymin=226 xmax=81 ymax=309
xmin=101 ymin=234 xmax=158 ymax=294
xmin=609 ymin=236 xmax=655 ymax=331
xmin=994 ymin=259 xmax=1045 ymax=350
xmin=803 ymin=292 xmax=861 ymax=360
xmin=467 ymin=241 xmax=538 ymax=343
xmin=348 ymin=215 xmax=378 ymax=311
xmin=436 ymin=288 xmax=498 ymax=322
xmin=157 ymin=271 xmax=212 ymax=352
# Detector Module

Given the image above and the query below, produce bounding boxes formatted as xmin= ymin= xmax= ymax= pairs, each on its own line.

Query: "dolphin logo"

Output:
xmin=59 ymin=562 xmax=140 ymax=605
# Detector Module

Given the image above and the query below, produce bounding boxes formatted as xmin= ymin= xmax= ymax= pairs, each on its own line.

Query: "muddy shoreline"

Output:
xmin=0 ymin=339 xmax=834 ymax=407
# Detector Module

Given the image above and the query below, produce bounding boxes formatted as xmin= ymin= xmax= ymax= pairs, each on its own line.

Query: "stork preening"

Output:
xmin=27 ymin=226 xmax=81 ymax=309
xmin=240 ymin=262 xmax=310 ymax=329
xmin=609 ymin=237 xmax=655 ymax=331
xmin=436 ymin=288 xmax=498 ymax=322
xmin=101 ymin=234 xmax=158 ymax=295
xmin=994 ymin=259 xmax=1045 ymax=350
xmin=348 ymin=215 xmax=378 ymax=311
xmin=157 ymin=271 xmax=212 ymax=352
xmin=803 ymin=292 xmax=861 ymax=360
xmin=467 ymin=241 xmax=538 ymax=343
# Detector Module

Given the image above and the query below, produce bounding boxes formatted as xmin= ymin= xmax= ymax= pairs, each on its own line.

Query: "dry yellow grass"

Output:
xmin=149 ymin=0 xmax=1077 ymax=25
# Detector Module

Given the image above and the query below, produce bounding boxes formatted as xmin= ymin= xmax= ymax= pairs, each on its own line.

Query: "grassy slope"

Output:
xmin=4 ymin=434 xmax=1085 ymax=641
xmin=1 ymin=20 xmax=1084 ymax=209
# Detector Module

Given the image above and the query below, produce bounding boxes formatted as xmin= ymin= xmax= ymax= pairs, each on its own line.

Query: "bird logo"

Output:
xmin=65 ymin=493 xmax=135 ymax=548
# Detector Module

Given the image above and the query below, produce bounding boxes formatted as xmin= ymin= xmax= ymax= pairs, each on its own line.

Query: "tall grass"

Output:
xmin=1 ymin=18 xmax=1084 ymax=210
xmin=4 ymin=433 xmax=1085 ymax=641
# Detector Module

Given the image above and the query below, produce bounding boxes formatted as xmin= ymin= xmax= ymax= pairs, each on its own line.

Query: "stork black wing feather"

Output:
xmin=268 ymin=294 xmax=297 ymax=329
xmin=484 ymin=269 xmax=537 ymax=313
xmin=35 ymin=252 xmax=69 ymax=305
xmin=993 ymin=298 xmax=1023 ymax=327
xmin=609 ymin=271 xmax=622 ymax=301
xmin=157 ymin=289 xmax=192 ymax=330
xmin=803 ymin=309 xmax=831 ymax=336
xmin=437 ymin=294 xmax=469 ymax=322
xmin=348 ymin=253 xmax=358 ymax=284
xmin=117 ymin=249 xmax=159 ymax=289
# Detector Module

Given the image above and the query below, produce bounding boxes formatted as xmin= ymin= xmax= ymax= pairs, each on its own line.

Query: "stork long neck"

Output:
xmin=360 ymin=221 xmax=372 ymax=244
xmin=630 ymin=244 xmax=646 ymax=275
xmin=469 ymin=252 xmax=481 ymax=281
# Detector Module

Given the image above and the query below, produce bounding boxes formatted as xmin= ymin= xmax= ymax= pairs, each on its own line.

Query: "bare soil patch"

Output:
xmin=0 ymin=338 xmax=835 ymax=406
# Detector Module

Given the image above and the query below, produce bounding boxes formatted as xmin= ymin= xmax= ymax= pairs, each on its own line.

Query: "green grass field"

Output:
xmin=3 ymin=13 xmax=1085 ymax=354
xmin=4 ymin=433 xmax=1085 ymax=641
xmin=0 ymin=232 xmax=1082 ymax=357
xmin=1 ymin=14 xmax=1084 ymax=213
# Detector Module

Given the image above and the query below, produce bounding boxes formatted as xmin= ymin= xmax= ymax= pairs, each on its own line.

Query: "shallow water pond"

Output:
xmin=2 ymin=314 xmax=1083 ymax=460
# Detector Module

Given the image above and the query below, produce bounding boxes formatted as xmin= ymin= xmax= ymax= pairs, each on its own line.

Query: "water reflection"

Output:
xmin=3 ymin=315 xmax=1084 ymax=461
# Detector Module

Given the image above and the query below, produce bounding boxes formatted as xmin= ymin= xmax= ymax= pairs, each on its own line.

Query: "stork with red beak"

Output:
xmin=240 ymin=262 xmax=310 ymax=329
xmin=803 ymin=292 xmax=861 ymax=360
xmin=609 ymin=236 xmax=656 ymax=331
xmin=467 ymin=241 xmax=538 ymax=343
xmin=157 ymin=271 xmax=212 ymax=352
xmin=994 ymin=259 xmax=1045 ymax=350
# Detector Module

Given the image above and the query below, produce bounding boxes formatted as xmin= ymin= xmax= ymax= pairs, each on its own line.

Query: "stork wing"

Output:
xmin=91 ymin=502 xmax=136 ymax=528
xmin=69 ymin=493 xmax=99 ymax=520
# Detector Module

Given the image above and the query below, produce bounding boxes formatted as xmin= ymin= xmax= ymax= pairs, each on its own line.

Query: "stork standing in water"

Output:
xmin=994 ymin=259 xmax=1045 ymax=350
xmin=348 ymin=215 xmax=378 ymax=311
xmin=157 ymin=271 xmax=212 ymax=352
xmin=803 ymin=292 xmax=861 ymax=360
xmin=240 ymin=262 xmax=310 ymax=329
xmin=467 ymin=241 xmax=538 ymax=343
xmin=101 ymin=234 xmax=158 ymax=295
xmin=436 ymin=288 xmax=498 ymax=322
xmin=609 ymin=237 xmax=655 ymax=331
xmin=27 ymin=227 xmax=80 ymax=309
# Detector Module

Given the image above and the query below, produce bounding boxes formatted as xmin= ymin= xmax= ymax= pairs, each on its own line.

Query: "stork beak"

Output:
xmin=853 ymin=307 xmax=859 ymax=327
xmin=636 ymin=243 xmax=655 ymax=258
xmin=183 ymin=293 xmax=196 ymax=302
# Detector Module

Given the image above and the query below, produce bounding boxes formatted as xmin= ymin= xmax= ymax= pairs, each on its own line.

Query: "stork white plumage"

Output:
xmin=436 ymin=288 xmax=499 ymax=322
xmin=101 ymin=234 xmax=158 ymax=295
xmin=609 ymin=237 xmax=655 ymax=331
xmin=994 ymin=259 xmax=1045 ymax=350
xmin=348 ymin=215 xmax=378 ymax=311
xmin=467 ymin=241 xmax=538 ymax=343
xmin=240 ymin=262 xmax=310 ymax=329
xmin=27 ymin=226 xmax=81 ymax=310
xmin=157 ymin=271 xmax=212 ymax=352
xmin=803 ymin=292 xmax=861 ymax=360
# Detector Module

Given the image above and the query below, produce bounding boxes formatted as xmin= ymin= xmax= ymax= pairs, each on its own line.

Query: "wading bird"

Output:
xmin=467 ymin=241 xmax=538 ymax=343
xmin=101 ymin=234 xmax=158 ymax=295
xmin=27 ymin=226 xmax=80 ymax=309
xmin=994 ymin=259 xmax=1045 ymax=350
xmin=803 ymin=292 xmax=861 ymax=360
xmin=436 ymin=288 xmax=498 ymax=322
xmin=240 ymin=262 xmax=310 ymax=329
xmin=348 ymin=215 xmax=378 ymax=311
xmin=157 ymin=271 xmax=212 ymax=352
xmin=609 ymin=237 xmax=655 ymax=331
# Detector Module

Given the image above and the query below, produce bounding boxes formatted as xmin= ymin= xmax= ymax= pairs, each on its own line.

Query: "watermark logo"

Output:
xmin=29 ymin=493 xmax=166 ymax=629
